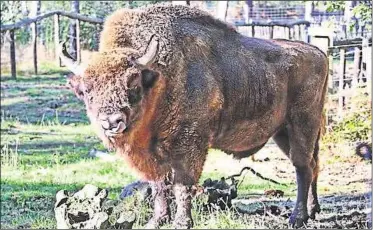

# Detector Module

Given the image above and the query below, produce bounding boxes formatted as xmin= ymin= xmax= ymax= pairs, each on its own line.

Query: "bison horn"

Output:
xmin=135 ymin=36 xmax=159 ymax=67
xmin=59 ymin=41 xmax=85 ymax=76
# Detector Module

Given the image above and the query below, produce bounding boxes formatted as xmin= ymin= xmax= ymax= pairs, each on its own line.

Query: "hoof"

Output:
xmin=289 ymin=211 xmax=309 ymax=228
xmin=144 ymin=218 xmax=160 ymax=229
xmin=308 ymin=203 xmax=321 ymax=220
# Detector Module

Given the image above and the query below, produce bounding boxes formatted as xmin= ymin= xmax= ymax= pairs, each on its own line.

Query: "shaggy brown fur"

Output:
xmin=64 ymin=3 xmax=328 ymax=229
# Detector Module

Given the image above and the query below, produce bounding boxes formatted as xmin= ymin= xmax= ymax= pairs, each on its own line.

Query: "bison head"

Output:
xmin=60 ymin=38 xmax=160 ymax=147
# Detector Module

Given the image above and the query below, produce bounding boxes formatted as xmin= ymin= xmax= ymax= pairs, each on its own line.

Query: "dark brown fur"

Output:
xmin=66 ymin=3 xmax=328 ymax=228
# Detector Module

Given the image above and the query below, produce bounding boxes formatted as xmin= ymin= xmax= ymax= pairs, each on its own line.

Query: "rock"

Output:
xmin=72 ymin=184 xmax=101 ymax=200
xmin=54 ymin=184 xmax=136 ymax=229
xmin=114 ymin=212 xmax=136 ymax=229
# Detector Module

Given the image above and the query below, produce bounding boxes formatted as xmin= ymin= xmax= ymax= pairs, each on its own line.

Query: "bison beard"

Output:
xmin=60 ymin=3 xmax=328 ymax=229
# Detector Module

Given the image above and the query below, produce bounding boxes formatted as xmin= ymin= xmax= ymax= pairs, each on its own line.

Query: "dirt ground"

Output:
xmin=227 ymin=145 xmax=372 ymax=229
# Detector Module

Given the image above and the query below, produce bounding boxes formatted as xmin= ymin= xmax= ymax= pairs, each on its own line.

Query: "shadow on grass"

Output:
xmin=1 ymin=71 xmax=71 ymax=82
xmin=3 ymin=138 xmax=105 ymax=166
xmin=1 ymin=99 xmax=88 ymax=125
xmin=1 ymin=70 xmax=89 ymax=125
xmin=1 ymin=179 xmax=124 ymax=201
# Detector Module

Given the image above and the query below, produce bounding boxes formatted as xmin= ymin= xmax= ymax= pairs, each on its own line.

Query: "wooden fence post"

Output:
xmin=269 ymin=26 xmax=274 ymax=39
xmin=298 ymin=25 xmax=302 ymax=40
xmin=54 ymin=14 xmax=61 ymax=66
xmin=338 ymin=48 xmax=346 ymax=119
xmin=362 ymin=39 xmax=372 ymax=94
xmin=33 ymin=22 xmax=38 ymax=75
xmin=10 ymin=30 xmax=16 ymax=79
xmin=76 ymin=19 xmax=81 ymax=63
xmin=291 ymin=27 xmax=295 ymax=40
xmin=352 ymin=46 xmax=362 ymax=87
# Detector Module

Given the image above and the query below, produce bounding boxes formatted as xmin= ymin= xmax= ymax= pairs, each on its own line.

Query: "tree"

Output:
xmin=30 ymin=1 xmax=41 ymax=42
xmin=69 ymin=0 xmax=79 ymax=60
xmin=319 ymin=1 xmax=372 ymax=31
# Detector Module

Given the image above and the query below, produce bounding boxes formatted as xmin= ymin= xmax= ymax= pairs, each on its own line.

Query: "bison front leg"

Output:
xmin=171 ymin=163 xmax=205 ymax=229
xmin=171 ymin=144 xmax=208 ymax=228
xmin=173 ymin=183 xmax=194 ymax=229
xmin=145 ymin=181 xmax=171 ymax=229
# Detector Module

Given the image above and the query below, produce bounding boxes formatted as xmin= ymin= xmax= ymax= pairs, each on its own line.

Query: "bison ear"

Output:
xmin=141 ymin=69 xmax=159 ymax=89
xmin=66 ymin=74 xmax=84 ymax=100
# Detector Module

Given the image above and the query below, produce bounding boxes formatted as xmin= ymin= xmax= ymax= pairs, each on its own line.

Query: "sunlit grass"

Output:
xmin=1 ymin=71 xmax=371 ymax=229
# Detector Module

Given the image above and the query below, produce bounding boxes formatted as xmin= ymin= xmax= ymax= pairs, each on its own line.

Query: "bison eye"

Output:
xmin=128 ymin=87 xmax=142 ymax=104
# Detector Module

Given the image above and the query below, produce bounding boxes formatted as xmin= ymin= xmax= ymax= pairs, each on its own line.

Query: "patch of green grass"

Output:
xmin=1 ymin=69 xmax=370 ymax=229
xmin=1 ymin=71 xmax=294 ymax=229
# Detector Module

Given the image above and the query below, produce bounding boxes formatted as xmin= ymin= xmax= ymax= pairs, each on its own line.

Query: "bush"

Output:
xmin=323 ymin=88 xmax=371 ymax=144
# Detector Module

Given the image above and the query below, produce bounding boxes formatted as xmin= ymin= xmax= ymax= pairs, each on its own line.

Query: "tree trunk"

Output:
xmin=30 ymin=1 xmax=41 ymax=41
xmin=69 ymin=0 xmax=80 ymax=60
xmin=10 ymin=30 xmax=16 ymax=79
xmin=30 ymin=1 xmax=41 ymax=75
xmin=93 ymin=24 xmax=102 ymax=51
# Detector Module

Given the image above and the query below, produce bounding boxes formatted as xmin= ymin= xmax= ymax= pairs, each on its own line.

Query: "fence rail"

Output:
xmin=326 ymin=38 xmax=372 ymax=128
xmin=1 ymin=11 xmax=104 ymax=79
xmin=236 ymin=19 xmax=309 ymax=40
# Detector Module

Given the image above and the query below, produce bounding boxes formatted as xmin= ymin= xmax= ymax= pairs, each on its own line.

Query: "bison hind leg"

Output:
xmin=273 ymin=125 xmax=321 ymax=227
xmin=307 ymin=132 xmax=321 ymax=220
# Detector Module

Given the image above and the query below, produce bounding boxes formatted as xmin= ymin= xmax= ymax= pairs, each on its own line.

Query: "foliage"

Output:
xmin=1 ymin=1 xmax=31 ymax=45
xmin=323 ymin=88 xmax=372 ymax=144
xmin=324 ymin=1 xmax=372 ymax=28
xmin=324 ymin=1 xmax=345 ymax=12
xmin=352 ymin=3 xmax=372 ymax=25
xmin=329 ymin=110 xmax=371 ymax=143
xmin=0 ymin=1 xmax=168 ymax=50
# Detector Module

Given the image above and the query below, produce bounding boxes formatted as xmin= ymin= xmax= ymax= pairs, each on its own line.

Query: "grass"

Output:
xmin=1 ymin=67 xmax=371 ymax=229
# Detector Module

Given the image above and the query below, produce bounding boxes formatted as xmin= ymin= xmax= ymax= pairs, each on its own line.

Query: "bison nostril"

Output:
xmin=99 ymin=113 xmax=126 ymax=132
xmin=108 ymin=114 xmax=124 ymax=128
xmin=101 ymin=120 xmax=110 ymax=130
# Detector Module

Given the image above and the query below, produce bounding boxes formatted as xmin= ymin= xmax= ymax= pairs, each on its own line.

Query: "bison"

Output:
xmin=60 ymin=4 xmax=328 ymax=229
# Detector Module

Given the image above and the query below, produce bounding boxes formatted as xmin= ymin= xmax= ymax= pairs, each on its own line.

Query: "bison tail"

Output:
xmin=319 ymin=62 xmax=329 ymax=138
xmin=319 ymin=112 xmax=326 ymax=138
